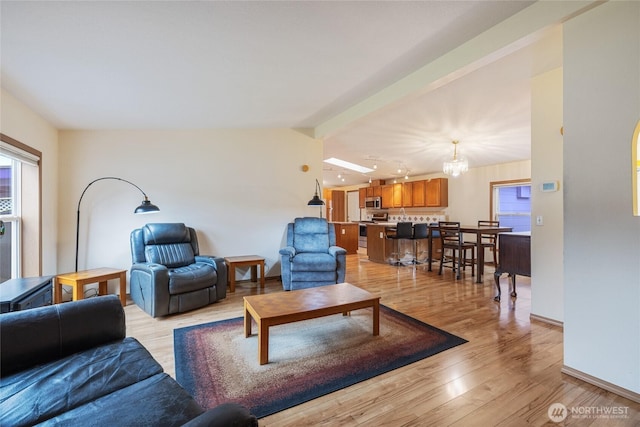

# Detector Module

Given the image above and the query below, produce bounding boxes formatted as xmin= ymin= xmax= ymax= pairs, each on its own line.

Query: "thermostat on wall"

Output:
xmin=540 ymin=181 xmax=559 ymax=192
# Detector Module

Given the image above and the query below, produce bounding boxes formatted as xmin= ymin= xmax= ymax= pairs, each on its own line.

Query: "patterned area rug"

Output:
xmin=174 ymin=305 xmax=467 ymax=419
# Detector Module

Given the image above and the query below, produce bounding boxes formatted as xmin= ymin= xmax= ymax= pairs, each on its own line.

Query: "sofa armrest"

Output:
xmin=0 ymin=295 xmax=125 ymax=376
xmin=181 ymin=403 xmax=258 ymax=427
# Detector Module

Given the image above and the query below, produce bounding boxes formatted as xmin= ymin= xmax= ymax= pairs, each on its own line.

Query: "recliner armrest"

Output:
xmin=195 ymin=256 xmax=227 ymax=297
xmin=329 ymin=246 xmax=347 ymax=257
xmin=279 ymin=246 xmax=296 ymax=259
xmin=131 ymin=262 xmax=170 ymax=284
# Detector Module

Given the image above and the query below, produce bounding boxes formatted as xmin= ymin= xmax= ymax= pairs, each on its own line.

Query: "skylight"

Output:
xmin=323 ymin=158 xmax=374 ymax=174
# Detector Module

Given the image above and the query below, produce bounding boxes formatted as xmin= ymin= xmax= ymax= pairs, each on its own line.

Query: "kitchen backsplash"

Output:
xmin=364 ymin=209 xmax=447 ymax=223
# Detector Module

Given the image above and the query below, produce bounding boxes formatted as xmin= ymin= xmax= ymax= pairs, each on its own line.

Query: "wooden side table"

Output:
xmin=224 ymin=255 xmax=265 ymax=293
xmin=54 ymin=267 xmax=127 ymax=306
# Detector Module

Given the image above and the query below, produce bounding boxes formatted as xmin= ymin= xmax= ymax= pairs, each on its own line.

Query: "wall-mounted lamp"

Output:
xmin=75 ymin=177 xmax=159 ymax=271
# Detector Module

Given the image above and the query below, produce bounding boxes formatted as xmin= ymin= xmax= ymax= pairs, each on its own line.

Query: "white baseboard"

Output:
xmin=530 ymin=313 xmax=564 ymax=328
xmin=562 ymin=365 xmax=640 ymax=403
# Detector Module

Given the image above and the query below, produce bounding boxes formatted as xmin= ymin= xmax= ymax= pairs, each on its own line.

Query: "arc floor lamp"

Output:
xmin=308 ymin=178 xmax=325 ymax=218
xmin=75 ymin=176 xmax=159 ymax=271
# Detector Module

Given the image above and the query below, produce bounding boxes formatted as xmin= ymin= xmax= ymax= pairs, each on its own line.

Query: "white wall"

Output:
xmin=445 ymin=161 xmax=531 ymax=224
xmin=531 ymin=67 xmax=564 ymax=323
xmin=57 ymin=129 xmax=322 ymax=285
xmin=0 ymin=89 xmax=59 ymax=276
xmin=563 ymin=1 xmax=640 ymax=394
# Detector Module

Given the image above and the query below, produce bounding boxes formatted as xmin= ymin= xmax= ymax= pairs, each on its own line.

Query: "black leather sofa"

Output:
xmin=0 ymin=295 xmax=258 ymax=427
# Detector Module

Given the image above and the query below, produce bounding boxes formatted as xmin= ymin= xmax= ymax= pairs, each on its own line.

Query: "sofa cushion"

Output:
xmin=0 ymin=337 xmax=162 ymax=427
xmin=168 ymin=262 xmax=217 ymax=294
xmin=37 ymin=373 xmax=204 ymax=427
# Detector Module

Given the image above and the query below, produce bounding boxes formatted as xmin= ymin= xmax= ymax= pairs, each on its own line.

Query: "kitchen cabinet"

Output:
xmin=393 ymin=183 xmax=403 ymax=207
xmin=359 ymin=188 xmax=366 ymax=208
xmin=359 ymin=179 xmax=447 ymax=209
xmin=333 ymin=222 xmax=358 ymax=254
xmin=402 ymin=182 xmax=413 ymax=207
xmin=412 ymin=180 xmax=426 ymax=207
xmin=358 ymin=186 xmax=383 ymax=208
xmin=426 ymin=178 xmax=448 ymax=207
xmin=380 ymin=185 xmax=394 ymax=208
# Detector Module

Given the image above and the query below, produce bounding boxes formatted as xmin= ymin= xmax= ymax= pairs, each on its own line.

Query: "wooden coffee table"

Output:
xmin=244 ymin=282 xmax=380 ymax=365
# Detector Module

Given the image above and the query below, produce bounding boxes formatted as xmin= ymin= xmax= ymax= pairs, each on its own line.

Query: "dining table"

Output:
xmin=427 ymin=224 xmax=513 ymax=283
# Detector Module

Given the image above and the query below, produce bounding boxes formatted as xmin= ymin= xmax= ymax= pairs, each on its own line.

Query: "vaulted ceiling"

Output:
xmin=1 ymin=1 xmax=564 ymax=187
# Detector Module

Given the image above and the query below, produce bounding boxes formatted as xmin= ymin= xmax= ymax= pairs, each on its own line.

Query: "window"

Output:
xmin=491 ymin=179 xmax=531 ymax=232
xmin=0 ymin=155 xmax=21 ymax=281
xmin=0 ymin=134 xmax=41 ymax=282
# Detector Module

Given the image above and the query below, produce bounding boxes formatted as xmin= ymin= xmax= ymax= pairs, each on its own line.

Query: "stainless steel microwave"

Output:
xmin=365 ymin=197 xmax=382 ymax=209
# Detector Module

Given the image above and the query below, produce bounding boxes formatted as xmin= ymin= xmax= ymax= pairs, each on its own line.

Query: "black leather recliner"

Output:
xmin=130 ymin=223 xmax=227 ymax=317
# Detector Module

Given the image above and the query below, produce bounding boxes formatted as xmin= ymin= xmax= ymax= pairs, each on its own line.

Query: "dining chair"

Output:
xmin=476 ymin=220 xmax=500 ymax=266
xmin=387 ymin=222 xmax=413 ymax=265
xmin=438 ymin=221 xmax=475 ymax=279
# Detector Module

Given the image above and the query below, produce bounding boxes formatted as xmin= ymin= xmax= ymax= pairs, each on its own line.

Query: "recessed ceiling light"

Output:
xmin=323 ymin=158 xmax=374 ymax=174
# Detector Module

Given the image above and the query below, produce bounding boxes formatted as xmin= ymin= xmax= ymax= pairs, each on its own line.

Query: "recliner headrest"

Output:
xmin=293 ymin=217 xmax=328 ymax=234
xmin=142 ymin=223 xmax=191 ymax=245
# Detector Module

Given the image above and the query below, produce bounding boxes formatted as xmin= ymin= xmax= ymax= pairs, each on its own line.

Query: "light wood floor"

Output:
xmin=124 ymin=253 xmax=640 ymax=426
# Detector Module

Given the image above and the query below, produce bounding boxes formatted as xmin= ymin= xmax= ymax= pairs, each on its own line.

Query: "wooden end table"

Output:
xmin=224 ymin=255 xmax=265 ymax=293
xmin=54 ymin=267 xmax=127 ymax=306
xmin=244 ymin=282 xmax=380 ymax=365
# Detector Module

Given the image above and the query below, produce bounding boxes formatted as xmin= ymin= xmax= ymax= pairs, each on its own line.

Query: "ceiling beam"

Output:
xmin=313 ymin=0 xmax=602 ymax=140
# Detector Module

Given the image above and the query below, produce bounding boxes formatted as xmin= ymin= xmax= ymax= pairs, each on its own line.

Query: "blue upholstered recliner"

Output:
xmin=130 ymin=223 xmax=227 ymax=317
xmin=279 ymin=217 xmax=347 ymax=291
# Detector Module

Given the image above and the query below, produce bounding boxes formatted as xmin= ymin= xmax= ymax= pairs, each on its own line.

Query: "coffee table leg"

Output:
xmin=244 ymin=301 xmax=252 ymax=337
xmin=258 ymin=321 xmax=269 ymax=365
xmin=372 ymin=301 xmax=380 ymax=336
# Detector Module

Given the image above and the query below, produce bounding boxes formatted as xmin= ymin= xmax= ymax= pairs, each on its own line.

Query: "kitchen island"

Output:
xmin=366 ymin=223 xmax=395 ymax=263
xmin=331 ymin=222 xmax=359 ymax=254
xmin=367 ymin=223 xmax=442 ymax=265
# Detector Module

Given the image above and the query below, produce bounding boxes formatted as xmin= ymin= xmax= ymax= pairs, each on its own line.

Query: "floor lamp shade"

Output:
xmin=75 ymin=177 xmax=159 ymax=271
xmin=307 ymin=179 xmax=325 ymax=218
xmin=307 ymin=179 xmax=325 ymax=206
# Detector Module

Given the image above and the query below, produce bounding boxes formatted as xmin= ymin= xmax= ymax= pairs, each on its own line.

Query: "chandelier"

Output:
xmin=442 ymin=140 xmax=468 ymax=177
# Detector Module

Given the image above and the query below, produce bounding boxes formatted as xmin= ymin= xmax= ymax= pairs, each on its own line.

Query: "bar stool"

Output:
xmin=411 ymin=223 xmax=429 ymax=264
xmin=387 ymin=222 xmax=413 ymax=265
